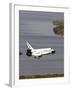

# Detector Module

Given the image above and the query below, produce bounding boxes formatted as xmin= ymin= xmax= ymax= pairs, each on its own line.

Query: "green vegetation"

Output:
xmin=53 ymin=20 xmax=64 ymax=36
xmin=19 ymin=74 xmax=64 ymax=79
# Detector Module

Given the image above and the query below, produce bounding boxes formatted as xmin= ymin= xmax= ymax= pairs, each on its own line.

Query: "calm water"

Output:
xmin=19 ymin=35 xmax=64 ymax=75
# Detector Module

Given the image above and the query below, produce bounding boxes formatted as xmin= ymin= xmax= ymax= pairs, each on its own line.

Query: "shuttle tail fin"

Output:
xmin=26 ymin=41 xmax=34 ymax=51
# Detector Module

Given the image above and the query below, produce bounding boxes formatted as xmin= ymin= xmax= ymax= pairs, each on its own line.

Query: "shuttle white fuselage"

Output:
xmin=26 ymin=41 xmax=55 ymax=58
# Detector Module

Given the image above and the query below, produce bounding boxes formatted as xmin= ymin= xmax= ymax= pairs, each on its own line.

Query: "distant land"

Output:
xmin=53 ymin=20 xmax=64 ymax=36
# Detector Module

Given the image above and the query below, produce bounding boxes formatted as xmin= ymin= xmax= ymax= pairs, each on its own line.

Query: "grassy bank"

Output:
xmin=19 ymin=74 xmax=64 ymax=79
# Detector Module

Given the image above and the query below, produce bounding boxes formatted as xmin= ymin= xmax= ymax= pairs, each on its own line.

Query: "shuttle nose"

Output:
xmin=52 ymin=50 xmax=56 ymax=54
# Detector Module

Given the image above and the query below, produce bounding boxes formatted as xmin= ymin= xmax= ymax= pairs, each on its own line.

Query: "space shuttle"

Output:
xmin=26 ymin=41 xmax=56 ymax=59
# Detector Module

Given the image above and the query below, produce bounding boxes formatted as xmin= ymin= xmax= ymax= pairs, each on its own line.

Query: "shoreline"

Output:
xmin=19 ymin=73 xmax=64 ymax=79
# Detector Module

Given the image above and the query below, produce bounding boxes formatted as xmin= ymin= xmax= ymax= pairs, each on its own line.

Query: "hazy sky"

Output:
xmin=19 ymin=10 xmax=64 ymax=36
